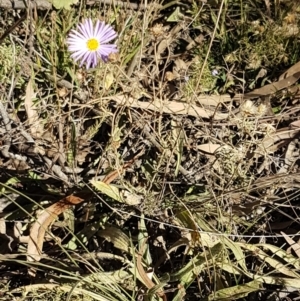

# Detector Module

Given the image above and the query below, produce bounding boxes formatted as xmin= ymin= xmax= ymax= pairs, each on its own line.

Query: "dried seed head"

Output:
xmin=284 ymin=13 xmax=297 ymax=24
xmin=108 ymin=52 xmax=120 ymax=63
xmin=241 ymin=100 xmax=257 ymax=116
xmin=165 ymin=71 xmax=175 ymax=82
xmin=259 ymin=123 xmax=276 ymax=134
xmin=283 ymin=24 xmax=299 ymax=37
xmin=150 ymin=23 xmax=165 ymax=38
xmin=257 ymin=103 xmax=267 ymax=116
xmin=247 ymin=53 xmax=262 ymax=70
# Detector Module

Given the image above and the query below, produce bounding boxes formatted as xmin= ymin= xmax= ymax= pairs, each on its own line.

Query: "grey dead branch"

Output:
xmin=0 ymin=0 xmax=51 ymax=9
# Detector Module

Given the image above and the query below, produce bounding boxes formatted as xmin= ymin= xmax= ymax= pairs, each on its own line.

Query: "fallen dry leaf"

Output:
xmin=27 ymin=195 xmax=83 ymax=263
xmin=196 ymin=94 xmax=232 ymax=106
xmin=259 ymin=127 xmax=300 ymax=151
xmin=291 ymin=120 xmax=300 ymax=128
xmin=111 ymin=95 xmax=229 ymax=120
xmin=279 ymin=61 xmax=300 ymax=80
xmin=244 ymin=72 xmax=300 ymax=99
xmin=197 ymin=143 xmax=222 ymax=155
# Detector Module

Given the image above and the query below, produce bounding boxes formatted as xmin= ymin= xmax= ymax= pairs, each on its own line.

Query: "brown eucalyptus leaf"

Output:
xmin=197 ymin=143 xmax=222 ymax=155
xmin=196 ymin=94 xmax=232 ymax=106
xmin=280 ymin=61 xmax=300 ymax=80
xmin=27 ymin=195 xmax=83 ymax=264
xmin=259 ymin=127 xmax=300 ymax=152
xmin=111 ymin=95 xmax=229 ymax=120
xmin=291 ymin=120 xmax=300 ymax=128
xmin=244 ymin=72 xmax=300 ymax=99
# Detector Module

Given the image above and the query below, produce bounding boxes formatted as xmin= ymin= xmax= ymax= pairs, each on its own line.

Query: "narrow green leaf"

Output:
xmin=208 ymin=280 xmax=262 ymax=301
xmin=223 ymin=238 xmax=247 ymax=272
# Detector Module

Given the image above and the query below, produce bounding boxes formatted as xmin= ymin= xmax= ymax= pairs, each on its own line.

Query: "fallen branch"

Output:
xmin=0 ymin=0 xmax=51 ymax=9
xmin=0 ymin=101 xmax=27 ymax=161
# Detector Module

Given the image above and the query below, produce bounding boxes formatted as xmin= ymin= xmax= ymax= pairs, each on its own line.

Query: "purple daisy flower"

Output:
xmin=66 ymin=18 xmax=118 ymax=69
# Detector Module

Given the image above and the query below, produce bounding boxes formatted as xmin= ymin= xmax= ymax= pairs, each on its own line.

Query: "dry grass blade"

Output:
xmin=281 ymin=232 xmax=300 ymax=259
xmin=256 ymin=243 xmax=300 ymax=269
xmin=11 ymin=283 xmax=115 ymax=301
xmin=24 ymin=77 xmax=43 ymax=138
xmin=137 ymin=242 xmax=167 ymax=301
xmin=238 ymin=243 xmax=300 ymax=278
xmin=223 ymin=238 xmax=247 ymax=272
xmin=170 ymin=242 xmax=223 ymax=283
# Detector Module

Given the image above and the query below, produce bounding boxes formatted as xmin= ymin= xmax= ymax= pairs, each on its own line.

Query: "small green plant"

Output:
xmin=184 ymin=51 xmax=218 ymax=96
xmin=0 ymin=41 xmax=21 ymax=81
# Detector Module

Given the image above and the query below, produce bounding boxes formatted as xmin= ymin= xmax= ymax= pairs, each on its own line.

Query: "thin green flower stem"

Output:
xmin=194 ymin=0 xmax=225 ymax=97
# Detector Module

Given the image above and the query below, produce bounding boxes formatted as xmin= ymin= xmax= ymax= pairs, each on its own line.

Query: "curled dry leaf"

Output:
xmin=278 ymin=139 xmax=299 ymax=174
xmin=104 ymin=72 xmax=114 ymax=90
xmin=27 ymin=195 xmax=83 ymax=263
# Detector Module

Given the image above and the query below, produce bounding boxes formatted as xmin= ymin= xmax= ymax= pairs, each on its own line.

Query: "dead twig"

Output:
xmin=0 ymin=13 xmax=26 ymax=45
xmin=43 ymin=157 xmax=69 ymax=183
xmin=0 ymin=101 xmax=27 ymax=161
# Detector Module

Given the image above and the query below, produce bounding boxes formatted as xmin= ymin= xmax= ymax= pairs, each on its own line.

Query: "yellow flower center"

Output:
xmin=86 ymin=38 xmax=99 ymax=51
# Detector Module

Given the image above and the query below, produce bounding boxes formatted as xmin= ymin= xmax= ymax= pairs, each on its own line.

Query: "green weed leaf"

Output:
xmin=49 ymin=0 xmax=79 ymax=10
xmin=90 ymin=180 xmax=123 ymax=202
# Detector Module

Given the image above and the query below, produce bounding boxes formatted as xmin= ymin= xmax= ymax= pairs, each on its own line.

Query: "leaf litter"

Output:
xmin=1 ymin=1 xmax=300 ymax=301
